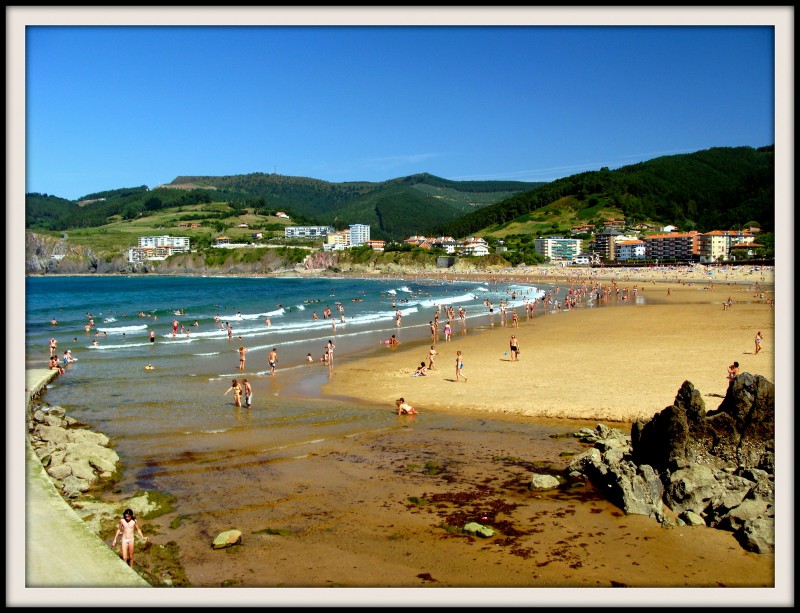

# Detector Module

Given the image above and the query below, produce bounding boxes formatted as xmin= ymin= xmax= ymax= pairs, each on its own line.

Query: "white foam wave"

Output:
xmin=96 ymin=324 xmax=149 ymax=334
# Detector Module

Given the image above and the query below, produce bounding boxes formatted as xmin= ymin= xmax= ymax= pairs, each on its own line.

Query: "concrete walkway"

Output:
xmin=21 ymin=369 xmax=150 ymax=590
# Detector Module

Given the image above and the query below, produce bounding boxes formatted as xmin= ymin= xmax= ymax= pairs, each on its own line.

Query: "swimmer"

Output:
xmin=144 ymin=364 xmax=155 ymax=370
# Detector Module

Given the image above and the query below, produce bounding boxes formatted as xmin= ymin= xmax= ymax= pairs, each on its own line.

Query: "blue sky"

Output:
xmin=24 ymin=18 xmax=777 ymax=201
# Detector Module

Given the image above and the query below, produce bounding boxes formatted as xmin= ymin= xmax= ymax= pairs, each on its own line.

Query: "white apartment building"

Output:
xmin=697 ymin=230 xmax=757 ymax=262
xmin=615 ymin=239 xmax=647 ymax=261
xmin=284 ymin=225 xmax=335 ymax=239
xmin=348 ymin=224 xmax=371 ymax=247
xmin=129 ymin=235 xmax=191 ymax=262
xmin=138 ymin=235 xmax=190 ymax=250
xmin=534 ymin=237 xmax=583 ymax=261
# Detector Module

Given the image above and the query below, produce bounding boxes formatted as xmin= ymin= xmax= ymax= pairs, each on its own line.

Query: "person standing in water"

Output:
xmin=224 ymin=378 xmax=243 ymax=407
xmin=112 ymin=508 xmax=149 ymax=568
xmin=268 ymin=348 xmax=279 ymax=375
xmin=242 ymin=378 xmax=253 ymax=408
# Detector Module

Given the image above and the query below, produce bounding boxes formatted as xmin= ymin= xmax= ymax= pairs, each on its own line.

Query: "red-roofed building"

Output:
xmin=642 ymin=231 xmax=700 ymax=261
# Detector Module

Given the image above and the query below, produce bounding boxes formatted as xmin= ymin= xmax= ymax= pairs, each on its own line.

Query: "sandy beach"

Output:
xmin=321 ymin=266 xmax=776 ymax=424
xmin=20 ymin=265 xmax=783 ymax=602
xmin=155 ymin=265 xmax=778 ymax=595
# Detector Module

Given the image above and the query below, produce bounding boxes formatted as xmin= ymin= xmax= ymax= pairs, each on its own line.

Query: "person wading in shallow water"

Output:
xmin=224 ymin=378 xmax=243 ymax=407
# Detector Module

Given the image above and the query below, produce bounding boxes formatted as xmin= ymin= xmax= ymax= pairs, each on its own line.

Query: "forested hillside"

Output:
xmin=26 ymin=173 xmax=536 ymax=240
xmin=25 ymin=146 xmax=773 ymax=243
xmin=437 ymin=146 xmax=774 ymax=238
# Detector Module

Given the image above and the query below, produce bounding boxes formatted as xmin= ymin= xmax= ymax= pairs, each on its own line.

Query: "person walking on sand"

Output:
xmin=268 ymin=348 xmax=278 ymax=375
xmin=242 ymin=378 xmax=253 ymax=408
xmin=509 ymin=334 xmax=520 ymax=361
xmin=112 ymin=508 xmax=149 ymax=568
xmin=428 ymin=345 xmax=438 ymax=370
xmin=754 ymin=331 xmax=763 ymax=354
xmin=443 ymin=322 xmax=452 ymax=342
xmin=224 ymin=378 xmax=243 ymax=407
xmin=238 ymin=345 xmax=247 ymax=370
xmin=455 ymin=350 xmax=467 ymax=382
xmin=395 ymin=397 xmax=418 ymax=415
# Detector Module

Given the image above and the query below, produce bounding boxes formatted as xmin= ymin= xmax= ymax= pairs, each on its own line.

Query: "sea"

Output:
xmin=26 ymin=274 xmax=602 ymax=525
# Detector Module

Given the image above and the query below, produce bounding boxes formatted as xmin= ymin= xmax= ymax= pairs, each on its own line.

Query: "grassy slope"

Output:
xmin=49 ymin=203 xmax=295 ymax=252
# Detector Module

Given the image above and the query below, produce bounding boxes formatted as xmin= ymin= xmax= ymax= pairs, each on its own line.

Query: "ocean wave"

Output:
xmin=96 ymin=324 xmax=149 ymax=334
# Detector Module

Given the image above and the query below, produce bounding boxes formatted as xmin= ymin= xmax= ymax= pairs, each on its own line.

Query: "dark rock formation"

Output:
xmin=630 ymin=374 xmax=774 ymax=474
xmin=566 ymin=373 xmax=775 ymax=553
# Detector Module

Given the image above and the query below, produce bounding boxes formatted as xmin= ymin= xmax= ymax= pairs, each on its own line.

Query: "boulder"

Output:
xmin=735 ymin=518 xmax=775 ymax=554
xmin=679 ymin=511 xmax=706 ymax=526
xmin=529 ymin=474 xmax=560 ymax=491
xmin=213 ymin=530 xmax=242 ymax=549
xmin=62 ymin=475 xmax=91 ymax=498
xmin=463 ymin=523 xmax=494 ymax=538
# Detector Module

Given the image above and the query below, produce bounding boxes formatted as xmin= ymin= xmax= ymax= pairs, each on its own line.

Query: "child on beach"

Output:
xmin=413 ymin=362 xmax=428 ymax=377
xmin=112 ymin=508 xmax=149 ymax=568
xmin=395 ymin=398 xmax=418 ymax=415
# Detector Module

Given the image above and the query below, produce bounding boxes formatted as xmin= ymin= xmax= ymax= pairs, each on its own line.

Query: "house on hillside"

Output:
xmin=460 ymin=243 xmax=490 ymax=256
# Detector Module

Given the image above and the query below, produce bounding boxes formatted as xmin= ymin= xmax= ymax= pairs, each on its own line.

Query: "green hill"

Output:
xmin=25 ymin=145 xmax=774 ymax=254
xmin=26 ymin=173 xmax=538 ymax=241
xmin=438 ymin=145 xmax=774 ymax=239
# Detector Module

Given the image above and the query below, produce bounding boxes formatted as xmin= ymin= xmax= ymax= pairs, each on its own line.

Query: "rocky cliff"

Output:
xmin=25 ymin=232 xmax=503 ymax=276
